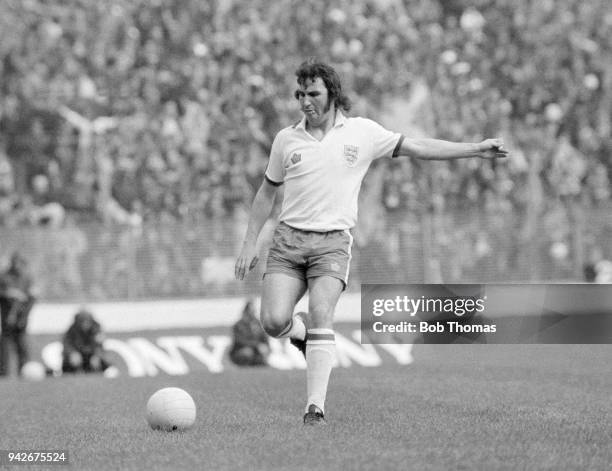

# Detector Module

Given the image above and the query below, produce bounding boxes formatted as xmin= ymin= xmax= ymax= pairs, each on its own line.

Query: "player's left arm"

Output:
xmin=396 ymin=137 xmax=508 ymax=160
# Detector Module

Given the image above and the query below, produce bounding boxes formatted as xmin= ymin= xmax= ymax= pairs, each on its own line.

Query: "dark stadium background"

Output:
xmin=0 ymin=0 xmax=610 ymax=298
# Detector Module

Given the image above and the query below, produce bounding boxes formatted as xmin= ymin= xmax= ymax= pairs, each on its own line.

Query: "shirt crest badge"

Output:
xmin=290 ymin=153 xmax=302 ymax=165
xmin=343 ymin=145 xmax=359 ymax=167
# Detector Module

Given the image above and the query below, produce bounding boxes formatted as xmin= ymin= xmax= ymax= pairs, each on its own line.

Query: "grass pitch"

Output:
xmin=1 ymin=345 xmax=611 ymax=470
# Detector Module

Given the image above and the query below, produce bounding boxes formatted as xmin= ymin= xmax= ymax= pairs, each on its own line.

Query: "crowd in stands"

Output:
xmin=0 ymin=0 xmax=610 ymax=298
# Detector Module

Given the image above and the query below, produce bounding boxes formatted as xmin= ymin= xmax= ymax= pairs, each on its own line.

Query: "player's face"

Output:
xmin=295 ymin=77 xmax=333 ymax=126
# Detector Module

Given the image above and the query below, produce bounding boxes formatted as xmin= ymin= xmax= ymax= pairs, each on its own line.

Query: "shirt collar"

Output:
xmin=295 ymin=116 xmax=307 ymax=130
xmin=334 ymin=111 xmax=347 ymax=127
xmin=295 ymin=111 xmax=347 ymax=131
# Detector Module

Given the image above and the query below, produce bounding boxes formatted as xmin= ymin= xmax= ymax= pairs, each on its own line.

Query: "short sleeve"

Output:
xmin=361 ymin=119 xmax=403 ymax=160
xmin=264 ymin=132 xmax=285 ymax=185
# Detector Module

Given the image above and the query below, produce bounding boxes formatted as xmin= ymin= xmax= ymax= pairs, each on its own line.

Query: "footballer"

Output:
xmin=235 ymin=59 xmax=508 ymax=425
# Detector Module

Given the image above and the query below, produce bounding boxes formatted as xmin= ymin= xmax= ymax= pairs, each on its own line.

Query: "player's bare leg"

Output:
xmin=303 ymin=275 xmax=343 ymax=425
xmin=260 ymin=273 xmax=307 ymax=342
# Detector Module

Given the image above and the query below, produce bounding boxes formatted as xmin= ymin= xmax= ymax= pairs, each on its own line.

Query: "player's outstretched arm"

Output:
xmin=397 ymin=137 xmax=509 ymax=161
xmin=235 ymin=179 xmax=278 ymax=280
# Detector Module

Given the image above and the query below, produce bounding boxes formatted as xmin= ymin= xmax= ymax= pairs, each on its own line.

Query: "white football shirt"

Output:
xmin=265 ymin=112 xmax=403 ymax=231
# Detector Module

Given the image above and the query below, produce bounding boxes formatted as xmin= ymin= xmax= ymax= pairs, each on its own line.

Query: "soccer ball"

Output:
xmin=21 ymin=361 xmax=46 ymax=381
xmin=146 ymin=387 xmax=196 ymax=432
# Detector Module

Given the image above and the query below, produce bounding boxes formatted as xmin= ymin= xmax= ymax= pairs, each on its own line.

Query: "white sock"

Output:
xmin=305 ymin=328 xmax=335 ymax=414
xmin=277 ymin=313 xmax=306 ymax=340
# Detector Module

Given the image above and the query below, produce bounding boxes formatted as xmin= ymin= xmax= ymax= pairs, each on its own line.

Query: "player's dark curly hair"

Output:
xmin=295 ymin=59 xmax=352 ymax=112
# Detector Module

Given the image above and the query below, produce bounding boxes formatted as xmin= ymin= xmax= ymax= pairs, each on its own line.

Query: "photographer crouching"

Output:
xmin=62 ymin=309 xmax=111 ymax=374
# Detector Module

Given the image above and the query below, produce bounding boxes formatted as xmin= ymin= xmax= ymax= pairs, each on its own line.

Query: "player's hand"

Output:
xmin=235 ymin=242 xmax=259 ymax=280
xmin=478 ymin=138 xmax=509 ymax=159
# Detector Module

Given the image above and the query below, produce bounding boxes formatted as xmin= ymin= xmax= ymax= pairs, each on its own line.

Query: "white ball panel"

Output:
xmin=146 ymin=387 xmax=196 ymax=431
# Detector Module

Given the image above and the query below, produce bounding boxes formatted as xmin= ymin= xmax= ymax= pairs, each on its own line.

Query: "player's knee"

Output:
xmin=261 ymin=318 xmax=287 ymax=338
xmin=260 ymin=313 xmax=291 ymax=338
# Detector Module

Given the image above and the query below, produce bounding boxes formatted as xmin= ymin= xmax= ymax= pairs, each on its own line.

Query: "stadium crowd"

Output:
xmin=0 ymin=0 xmax=610 ymax=298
